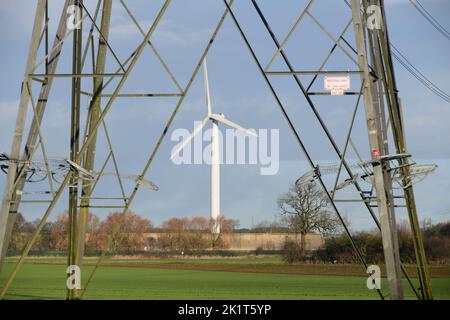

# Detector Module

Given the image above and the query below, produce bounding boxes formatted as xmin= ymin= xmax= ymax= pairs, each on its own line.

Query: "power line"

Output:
xmin=343 ymin=0 xmax=450 ymax=103
xmin=409 ymin=0 xmax=450 ymax=40
xmin=391 ymin=44 xmax=450 ymax=102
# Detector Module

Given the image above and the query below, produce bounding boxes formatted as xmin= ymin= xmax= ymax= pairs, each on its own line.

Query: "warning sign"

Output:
xmin=324 ymin=76 xmax=350 ymax=95
xmin=372 ymin=148 xmax=380 ymax=158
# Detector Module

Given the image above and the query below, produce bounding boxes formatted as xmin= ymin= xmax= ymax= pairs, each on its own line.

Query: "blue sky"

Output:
xmin=0 ymin=0 xmax=449 ymax=230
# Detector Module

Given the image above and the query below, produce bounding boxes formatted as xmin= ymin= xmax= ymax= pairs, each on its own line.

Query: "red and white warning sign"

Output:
xmin=324 ymin=76 xmax=350 ymax=95
xmin=372 ymin=148 xmax=380 ymax=158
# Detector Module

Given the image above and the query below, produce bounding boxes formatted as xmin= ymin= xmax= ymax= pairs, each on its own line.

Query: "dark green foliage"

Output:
xmin=282 ymin=240 xmax=304 ymax=263
xmin=308 ymin=222 xmax=450 ymax=264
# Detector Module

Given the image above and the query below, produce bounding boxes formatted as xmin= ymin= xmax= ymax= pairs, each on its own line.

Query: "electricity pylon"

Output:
xmin=0 ymin=0 xmax=432 ymax=300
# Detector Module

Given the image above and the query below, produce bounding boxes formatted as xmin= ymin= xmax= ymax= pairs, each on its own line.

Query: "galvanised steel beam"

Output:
xmin=66 ymin=0 xmax=83 ymax=300
xmin=0 ymin=0 xmax=71 ymax=272
xmin=74 ymin=0 xmax=112 ymax=300
xmin=368 ymin=0 xmax=432 ymax=300
xmin=0 ymin=0 xmax=47 ymax=270
xmin=351 ymin=0 xmax=403 ymax=299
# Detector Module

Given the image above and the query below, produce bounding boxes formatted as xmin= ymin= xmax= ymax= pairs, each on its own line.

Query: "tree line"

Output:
xmin=7 ymin=212 xmax=239 ymax=254
xmin=276 ymin=182 xmax=450 ymax=264
xmin=7 ymin=179 xmax=449 ymax=263
xmin=282 ymin=220 xmax=450 ymax=264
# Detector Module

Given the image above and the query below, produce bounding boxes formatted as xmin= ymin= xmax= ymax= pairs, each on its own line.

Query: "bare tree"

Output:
xmin=210 ymin=216 xmax=239 ymax=249
xmin=159 ymin=216 xmax=238 ymax=250
xmin=278 ymin=182 xmax=339 ymax=257
xmin=50 ymin=212 xmax=102 ymax=251
xmin=50 ymin=213 xmax=69 ymax=250
xmin=101 ymin=211 xmax=153 ymax=252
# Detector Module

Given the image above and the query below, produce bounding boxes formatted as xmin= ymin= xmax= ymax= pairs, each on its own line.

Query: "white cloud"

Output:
xmin=0 ymin=100 xmax=19 ymax=118
xmin=0 ymin=100 xmax=19 ymax=153
xmin=109 ymin=20 xmax=212 ymax=49
xmin=109 ymin=19 xmax=153 ymax=40
xmin=385 ymin=0 xmax=446 ymax=5
xmin=0 ymin=0 xmax=64 ymax=35
xmin=153 ymin=19 xmax=213 ymax=48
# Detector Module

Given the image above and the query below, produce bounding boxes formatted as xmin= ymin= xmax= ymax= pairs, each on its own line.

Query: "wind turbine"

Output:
xmin=171 ymin=60 xmax=257 ymax=235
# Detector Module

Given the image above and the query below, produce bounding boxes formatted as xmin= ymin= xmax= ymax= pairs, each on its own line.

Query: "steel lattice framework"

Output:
xmin=0 ymin=0 xmax=433 ymax=300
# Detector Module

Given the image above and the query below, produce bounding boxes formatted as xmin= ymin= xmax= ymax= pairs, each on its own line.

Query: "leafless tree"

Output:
xmin=278 ymin=182 xmax=339 ymax=256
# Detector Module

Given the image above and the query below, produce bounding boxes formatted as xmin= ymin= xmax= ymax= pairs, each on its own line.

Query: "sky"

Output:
xmin=0 ymin=0 xmax=449 ymax=231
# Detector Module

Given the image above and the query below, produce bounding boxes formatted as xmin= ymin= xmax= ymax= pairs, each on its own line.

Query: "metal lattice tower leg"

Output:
xmin=366 ymin=0 xmax=432 ymax=299
xmin=0 ymin=0 xmax=71 ymax=271
xmin=351 ymin=0 xmax=404 ymax=299
xmin=66 ymin=0 xmax=83 ymax=300
xmin=0 ymin=0 xmax=47 ymax=269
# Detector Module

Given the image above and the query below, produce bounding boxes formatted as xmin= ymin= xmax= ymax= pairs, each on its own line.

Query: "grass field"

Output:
xmin=1 ymin=257 xmax=449 ymax=300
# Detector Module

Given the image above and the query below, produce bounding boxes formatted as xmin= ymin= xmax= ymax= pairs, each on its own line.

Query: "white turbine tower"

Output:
xmin=171 ymin=60 xmax=257 ymax=235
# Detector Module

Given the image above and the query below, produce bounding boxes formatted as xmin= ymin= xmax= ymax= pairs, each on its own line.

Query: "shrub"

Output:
xmin=282 ymin=240 xmax=303 ymax=264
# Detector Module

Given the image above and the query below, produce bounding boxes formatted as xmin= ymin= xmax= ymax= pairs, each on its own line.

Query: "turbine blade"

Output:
xmin=170 ymin=116 xmax=209 ymax=160
xmin=210 ymin=114 xmax=257 ymax=137
xmin=203 ymin=59 xmax=212 ymax=116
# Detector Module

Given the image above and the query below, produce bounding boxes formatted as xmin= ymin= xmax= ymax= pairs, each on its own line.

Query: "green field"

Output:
xmin=1 ymin=257 xmax=449 ymax=300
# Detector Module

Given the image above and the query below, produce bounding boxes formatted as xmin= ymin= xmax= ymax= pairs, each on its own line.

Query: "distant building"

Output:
xmin=219 ymin=233 xmax=324 ymax=251
xmin=144 ymin=232 xmax=324 ymax=251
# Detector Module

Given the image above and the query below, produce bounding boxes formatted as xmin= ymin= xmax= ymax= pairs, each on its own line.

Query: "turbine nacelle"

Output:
xmin=170 ymin=113 xmax=257 ymax=160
